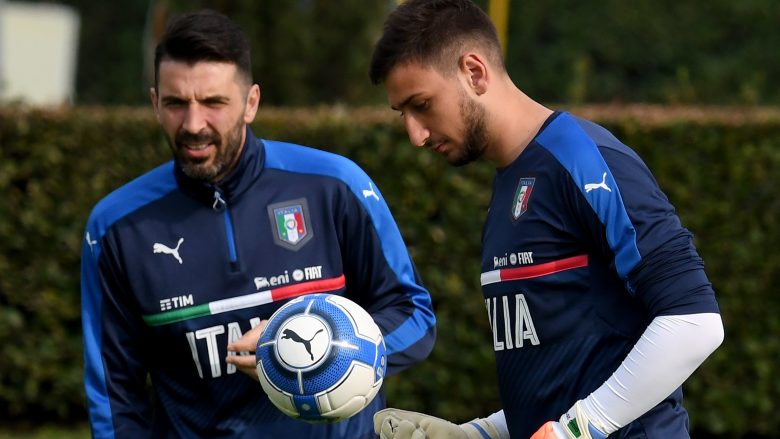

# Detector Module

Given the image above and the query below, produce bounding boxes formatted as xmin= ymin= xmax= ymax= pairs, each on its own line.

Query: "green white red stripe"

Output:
xmin=142 ymin=274 xmax=346 ymax=326
xmin=480 ymin=255 xmax=588 ymax=286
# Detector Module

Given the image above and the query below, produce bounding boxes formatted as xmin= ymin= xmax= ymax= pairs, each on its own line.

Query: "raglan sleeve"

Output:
xmin=596 ymin=146 xmax=720 ymax=316
xmin=337 ymin=170 xmax=436 ymax=376
xmin=81 ymin=217 xmax=153 ymax=438
xmin=554 ymin=140 xmax=723 ymax=435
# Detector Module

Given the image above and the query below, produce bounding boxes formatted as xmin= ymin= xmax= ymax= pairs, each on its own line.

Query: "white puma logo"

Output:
xmin=85 ymin=232 xmax=98 ymax=254
xmin=584 ymin=172 xmax=612 ymax=193
xmin=362 ymin=182 xmax=379 ymax=200
xmin=153 ymin=238 xmax=184 ymax=264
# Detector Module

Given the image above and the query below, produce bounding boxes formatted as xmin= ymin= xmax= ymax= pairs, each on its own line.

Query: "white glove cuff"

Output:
xmin=560 ymin=400 xmax=607 ymax=439
xmin=460 ymin=417 xmax=502 ymax=439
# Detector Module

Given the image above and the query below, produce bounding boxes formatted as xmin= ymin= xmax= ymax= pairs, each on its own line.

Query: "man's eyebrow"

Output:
xmin=159 ymin=94 xmax=230 ymax=104
xmin=391 ymin=94 xmax=420 ymax=112
xmin=160 ymin=95 xmax=187 ymax=104
xmin=200 ymin=95 xmax=230 ymax=103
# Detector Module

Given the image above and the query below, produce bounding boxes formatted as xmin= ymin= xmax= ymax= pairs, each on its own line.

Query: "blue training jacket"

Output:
xmin=81 ymin=128 xmax=436 ymax=438
xmin=481 ymin=112 xmax=719 ymax=438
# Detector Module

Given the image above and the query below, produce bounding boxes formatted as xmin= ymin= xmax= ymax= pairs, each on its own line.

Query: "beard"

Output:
xmin=169 ymin=118 xmax=245 ymax=182
xmin=448 ymin=90 xmax=489 ymax=167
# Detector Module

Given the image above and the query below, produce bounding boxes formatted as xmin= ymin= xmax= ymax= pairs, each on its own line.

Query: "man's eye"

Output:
xmin=414 ymin=100 xmax=428 ymax=110
xmin=203 ymin=99 xmax=227 ymax=107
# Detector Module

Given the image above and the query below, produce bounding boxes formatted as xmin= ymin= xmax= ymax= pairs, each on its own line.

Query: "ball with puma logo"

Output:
xmin=255 ymin=294 xmax=386 ymax=423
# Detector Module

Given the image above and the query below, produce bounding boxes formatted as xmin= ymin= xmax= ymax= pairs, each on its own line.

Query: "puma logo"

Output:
xmin=281 ymin=328 xmax=324 ymax=361
xmin=85 ymin=231 xmax=98 ymax=254
xmin=153 ymin=237 xmax=184 ymax=264
xmin=584 ymin=172 xmax=612 ymax=193
xmin=362 ymin=182 xmax=379 ymax=200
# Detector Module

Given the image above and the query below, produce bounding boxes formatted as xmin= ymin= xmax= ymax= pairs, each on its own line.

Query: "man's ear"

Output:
xmin=460 ymin=52 xmax=489 ymax=95
xmin=244 ymin=84 xmax=261 ymax=123
xmin=150 ymin=87 xmax=160 ymax=121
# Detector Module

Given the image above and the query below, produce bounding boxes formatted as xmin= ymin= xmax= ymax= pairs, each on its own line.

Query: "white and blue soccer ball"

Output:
xmin=255 ymin=293 xmax=387 ymax=423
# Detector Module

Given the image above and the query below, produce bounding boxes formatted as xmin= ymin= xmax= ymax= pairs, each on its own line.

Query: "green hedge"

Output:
xmin=1 ymin=105 xmax=778 ymax=437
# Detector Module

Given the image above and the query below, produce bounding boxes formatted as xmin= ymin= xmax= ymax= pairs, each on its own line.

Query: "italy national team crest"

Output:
xmin=268 ymin=198 xmax=314 ymax=251
xmin=512 ymin=178 xmax=535 ymax=220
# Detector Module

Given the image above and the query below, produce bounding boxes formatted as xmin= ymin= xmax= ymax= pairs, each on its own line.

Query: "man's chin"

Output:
xmin=179 ymin=161 xmax=219 ymax=181
xmin=446 ymin=152 xmax=475 ymax=167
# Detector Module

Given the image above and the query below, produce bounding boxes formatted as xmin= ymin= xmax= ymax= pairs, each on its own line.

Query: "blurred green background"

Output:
xmin=22 ymin=0 xmax=780 ymax=107
xmin=2 ymin=1 xmax=779 ymax=438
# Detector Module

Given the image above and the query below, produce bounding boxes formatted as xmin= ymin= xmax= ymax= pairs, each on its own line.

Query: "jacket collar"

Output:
xmin=174 ymin=126 xmax=264 ymax=209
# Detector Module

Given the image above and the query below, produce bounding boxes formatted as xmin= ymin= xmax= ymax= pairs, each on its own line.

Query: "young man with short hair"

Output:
xmin=369 ymin=1 xmax=723 ymax=438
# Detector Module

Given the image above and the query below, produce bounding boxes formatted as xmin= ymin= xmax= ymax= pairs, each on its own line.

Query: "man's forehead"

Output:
xmin=158 ymin=59 xmax=239 ymax=78
xmin=386 ymin=63 xmax=446 ymax=107
xmin=157 ymin=60 xmax=242 ymax=94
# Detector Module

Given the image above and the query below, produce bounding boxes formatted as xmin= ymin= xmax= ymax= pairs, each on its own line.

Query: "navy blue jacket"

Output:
xmin=481 ymin=112 xmax=719 ymax=438
xmin=81 ymin=128 xmax=436 ymax=438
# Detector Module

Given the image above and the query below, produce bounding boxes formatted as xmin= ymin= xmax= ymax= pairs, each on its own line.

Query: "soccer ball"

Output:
xmin=255 ymin=293 xmax=387 ymax=423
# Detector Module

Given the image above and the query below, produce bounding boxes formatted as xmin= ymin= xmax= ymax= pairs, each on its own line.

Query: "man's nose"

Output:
xmin=182 ymin=104 xmax=207 ymax=134
xmin=403 ymin=115 xmax=430 ymax=148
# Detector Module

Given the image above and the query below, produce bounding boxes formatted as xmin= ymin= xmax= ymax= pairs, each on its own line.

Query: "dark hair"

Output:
xmin=154 ymin=10 xmax=252 ymax=88
xmin=369 ymin=0 xmax=504 ymax=84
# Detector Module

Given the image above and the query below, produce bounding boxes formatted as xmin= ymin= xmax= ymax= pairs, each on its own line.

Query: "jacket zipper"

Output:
xmin=212 ymin=188 xmax=239 ymax=271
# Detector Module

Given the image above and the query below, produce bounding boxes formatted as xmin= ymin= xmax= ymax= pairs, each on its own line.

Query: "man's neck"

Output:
xmin=486 ymin=89 xmax=552 ymax=168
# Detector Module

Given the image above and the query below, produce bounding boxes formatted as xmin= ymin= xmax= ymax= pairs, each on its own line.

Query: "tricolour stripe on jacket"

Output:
xmin=481 ymin=255 xmax=589 ymax=286
xmin=142 ymin=275 xmax=346 ymax=326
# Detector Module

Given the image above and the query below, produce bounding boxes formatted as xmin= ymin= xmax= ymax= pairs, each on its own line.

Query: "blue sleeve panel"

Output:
xmin=537 ymin=114 xmax=719 ymax=316
xmin=81 ymin=162 xmax=178 ymax=438
xmin=81 ymin=134 xmax=435 ymax=438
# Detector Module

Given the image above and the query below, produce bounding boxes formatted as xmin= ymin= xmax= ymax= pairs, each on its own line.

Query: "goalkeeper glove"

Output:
xmin=531 ymin=400 xmax=608 ymax=439
xmin=374 ymin=408 xmax=502 ymax=439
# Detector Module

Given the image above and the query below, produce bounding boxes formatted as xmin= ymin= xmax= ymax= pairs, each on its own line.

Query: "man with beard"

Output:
xmin=368 ymin=1 xmax=723 ymax=438
xmin=80 ymin=10 xmax=436 ymax=439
